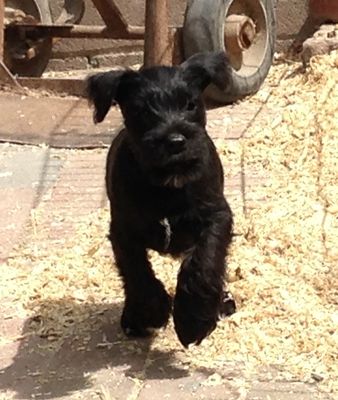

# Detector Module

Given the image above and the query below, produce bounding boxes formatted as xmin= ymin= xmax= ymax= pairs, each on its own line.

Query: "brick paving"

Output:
xmin=0 ymin=93 xmax=121 ymax=148
xmin=0 ymin=93 xmax=334 ymax=400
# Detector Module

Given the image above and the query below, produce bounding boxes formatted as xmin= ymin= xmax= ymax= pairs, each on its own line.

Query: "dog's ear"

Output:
xmin=86 ymin=70 xmax=140 ymax=123
xmin=180 ymin=52 xmax=231 ymax=93
xmin=86 ymin=71 xmax=124 ymax=123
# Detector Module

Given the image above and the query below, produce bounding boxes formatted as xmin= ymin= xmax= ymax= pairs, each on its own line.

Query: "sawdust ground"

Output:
xmin=1 ymin=51 xmax=337 ymax=395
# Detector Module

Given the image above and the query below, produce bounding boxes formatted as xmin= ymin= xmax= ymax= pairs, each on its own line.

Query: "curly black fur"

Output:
xmin=86 ymin=52 xmax=236 ymax=347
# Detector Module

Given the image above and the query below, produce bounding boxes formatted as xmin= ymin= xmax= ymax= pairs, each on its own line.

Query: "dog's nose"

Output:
xmin=167 ymin=133 xmax=186 ymax=153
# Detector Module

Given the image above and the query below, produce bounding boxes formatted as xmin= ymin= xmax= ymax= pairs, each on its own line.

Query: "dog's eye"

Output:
xmin=186 ymin=101 xmax=196 ymax=111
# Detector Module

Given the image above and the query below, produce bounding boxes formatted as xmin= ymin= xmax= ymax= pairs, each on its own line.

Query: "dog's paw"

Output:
xmin=173 ymin=286 xmax=219 ymax=348
xmin=219 ymin=290 xmax=236 ymax=318
xmin=121 ymin=281 xmax=172 ymax=338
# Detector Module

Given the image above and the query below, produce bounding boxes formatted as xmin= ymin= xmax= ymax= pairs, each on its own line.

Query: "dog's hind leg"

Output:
xmin=109 ymin=222 xmax=172 ymax=338
xmin=173 ymin=207 xmax=235 ymax=347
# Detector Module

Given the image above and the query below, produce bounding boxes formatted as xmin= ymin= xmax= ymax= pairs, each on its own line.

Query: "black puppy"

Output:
xmin=87 ymin=52 xmax=236 ymax=347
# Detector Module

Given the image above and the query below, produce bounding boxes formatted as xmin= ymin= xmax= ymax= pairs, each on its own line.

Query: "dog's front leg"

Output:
xmin=110 ymin=223 xmax=172 ymax=337
xmin=173 ymin=208 xmax=235 ymax=347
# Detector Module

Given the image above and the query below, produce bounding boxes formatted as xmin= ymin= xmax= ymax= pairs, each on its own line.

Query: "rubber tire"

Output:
xmin=5 ymin=0 xmax=53 ymax=77
xmin=35 ymin=0 xmax=52 ymax=23
xmin=183 ymin=0 xmax=277 ymax=103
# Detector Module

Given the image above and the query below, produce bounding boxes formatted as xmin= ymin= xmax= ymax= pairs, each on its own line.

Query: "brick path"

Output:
xmin=0 ymin=93 xmax=333 ymax=400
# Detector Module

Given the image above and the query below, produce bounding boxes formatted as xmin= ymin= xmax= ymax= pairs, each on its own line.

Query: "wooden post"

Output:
xmin=0 ymin=0 xmax=4 ymax=61
xmin=144 ymin=0 xmax=171 ymax=67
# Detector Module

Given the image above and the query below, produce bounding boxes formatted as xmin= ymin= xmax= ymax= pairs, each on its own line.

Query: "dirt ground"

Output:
xmin=0 ymin=52 xmax=337 ymax=400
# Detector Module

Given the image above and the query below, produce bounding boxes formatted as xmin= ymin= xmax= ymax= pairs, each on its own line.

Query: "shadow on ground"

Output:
xmin=0 ymin=298 xmax=195 ymax=399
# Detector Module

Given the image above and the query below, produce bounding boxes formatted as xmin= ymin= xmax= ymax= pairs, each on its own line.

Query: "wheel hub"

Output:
xmin=4 ymin=0 xmax=53 ymax=77
xmin=5 ymin=6 xmax=40 ymax=61
xmin=224 ymin=14 xmax=256 ymax=53
xmin=222 ymin=0 xmax=269 ymax=76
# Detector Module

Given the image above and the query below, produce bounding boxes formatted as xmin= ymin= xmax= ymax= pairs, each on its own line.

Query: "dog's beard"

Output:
xmin=148 ymin=156 xmax=207 ymax=188
xmin=162 ymin=159 xmax=200 ymax=188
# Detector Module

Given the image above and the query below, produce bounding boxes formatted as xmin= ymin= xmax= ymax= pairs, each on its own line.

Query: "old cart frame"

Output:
xmin=0 ymin=0 xmax=276 ymax=103
xmin=0 ymin=0 xmax=177 ymax=84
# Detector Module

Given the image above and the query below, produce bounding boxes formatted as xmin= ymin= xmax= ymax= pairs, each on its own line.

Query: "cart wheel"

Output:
xmin=183 ymin=0 xmax=276 ymax=103
xmin=55 ymin=0 xmax=85 ymax=24
xmin=5 ymin=0 xmax=53 ymax=77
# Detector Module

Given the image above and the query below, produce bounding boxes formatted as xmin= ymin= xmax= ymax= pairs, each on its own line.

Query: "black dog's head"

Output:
xmin=87 ymin=52 xmax=231 ymax=187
